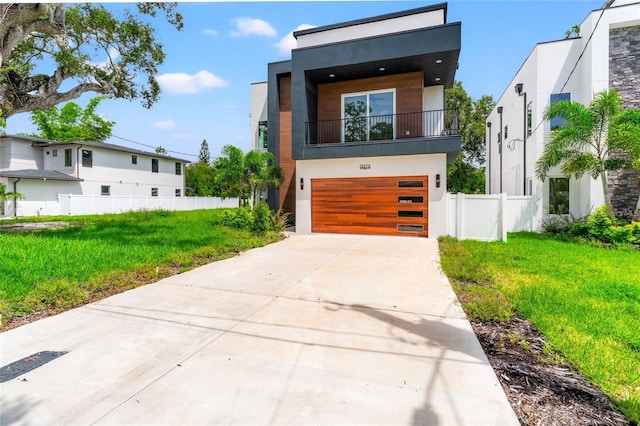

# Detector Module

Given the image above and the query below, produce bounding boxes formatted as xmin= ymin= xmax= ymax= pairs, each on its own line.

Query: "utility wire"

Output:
xmin=559 ymin=0 xmax=614 ymax=92
xmin=521 ymin=0 xmax=614 ymax=141
xmin=110 ymin=134 xmax=198 ymax=158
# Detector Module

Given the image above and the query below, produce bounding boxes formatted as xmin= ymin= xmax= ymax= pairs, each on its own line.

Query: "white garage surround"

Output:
xmin=295 ymin=153 xmax=448 ymax=237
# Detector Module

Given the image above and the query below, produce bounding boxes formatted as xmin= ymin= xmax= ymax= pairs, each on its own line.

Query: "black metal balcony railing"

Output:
xmin=305 ymin=109 xmax=459 ymax=145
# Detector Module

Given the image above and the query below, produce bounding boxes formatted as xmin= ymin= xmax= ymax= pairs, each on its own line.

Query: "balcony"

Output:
xmin=305 ymin=109 xmax=459 ymax=145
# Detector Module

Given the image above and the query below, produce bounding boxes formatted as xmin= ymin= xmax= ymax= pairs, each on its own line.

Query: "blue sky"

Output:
xmin=5 ymin=1 xmax=603 ymax=161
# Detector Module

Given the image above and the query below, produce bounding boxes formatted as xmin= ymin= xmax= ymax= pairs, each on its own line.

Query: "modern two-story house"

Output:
xmin=0 ymin=134 xmax=188 ymax=216
xmin=486 ymin=0 xmax=640 ymax=223
xmin=251 ymin=3 xmax=462 ymax=237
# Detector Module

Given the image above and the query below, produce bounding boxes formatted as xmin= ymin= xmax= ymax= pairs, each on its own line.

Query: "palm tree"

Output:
xmin=244 ymin=150 xmax=284 ymax=208
xmin=214 ymin=146 xmax=284 ymax=208
xmin=0 ymin=182 xmax=24 ymax=217
xmin=535 ymin=89 xmax=640 ymax=210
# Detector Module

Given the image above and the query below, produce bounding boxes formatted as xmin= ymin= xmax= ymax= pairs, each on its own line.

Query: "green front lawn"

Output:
xmin=439 ymin=233 xmax=640 ymax=422
xmin=0 ymin=209 xmax=282 ymax=327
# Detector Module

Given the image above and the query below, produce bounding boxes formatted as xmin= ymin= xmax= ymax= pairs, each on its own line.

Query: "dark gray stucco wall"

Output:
xmin=609 ymin=25 xmax=640 ymax=221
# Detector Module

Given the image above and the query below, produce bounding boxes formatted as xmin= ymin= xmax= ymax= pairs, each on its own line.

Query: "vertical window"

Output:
xmin=343 ymin=90 xmax=394 ymax=142
xmin=549 ymin=93 xmax=571 ymax=130
xmin=52 ymin=149 xmax=58 ymax=157
xmin=504 ymin=125 xmax=508 ymax=140
xmin=527 ymin=102 xmax=533 ymax=136
xmin=65 ymin=149 xmax=72 ymax=167
xmin=175 ymin=162 xmax=181 ymax=175
xmin=82 ymin=149 xmax=92 ymax=167
xmin=132 ymin=155 xmax=137 ymax=165
xmin=175 ymin=188 xmax=181 ymax=197
xmin=151 ymin=187 xmax=158 ymax=197
xmin=258 ymin=121 xmax=268 ymax=149
xmin=152 ymin=158 xmax=159 ymax=173
xmin=101 ymin=185 xmax=110 ymax=196
xmin=549 ymin=177 xmax=570 ymax=214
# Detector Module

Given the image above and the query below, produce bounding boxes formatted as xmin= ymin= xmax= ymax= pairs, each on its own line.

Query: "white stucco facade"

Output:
xmin=486 ymin=0 xmax=640 ymax=226
xmin=250 ymin=82 xmax=268 ymax=152
xmin=295 ymin=154 xmax=448 ymax=237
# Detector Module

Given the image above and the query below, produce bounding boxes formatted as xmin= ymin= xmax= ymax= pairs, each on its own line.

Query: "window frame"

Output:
xmin=132 ymin=155 xmax=137 ymax=165
xmin=101 ymin=185 xmax=110 ymax=196
xmin=341 ymin=88 xmax=396 ymax=142
xmin=258 ymin=121 xmax=268 ymax=149
xmin=175 ymin=188 xmax=181 ymax=197
xmin=81 ymin=149 xmax=93 ymax=168
xmin=549 ymin=93 xmax=571 ymax=130
xmin=548 ymin=177 xmax=570 ymax=215
xmin=175 ymin=162 xmax=182 ymax=175
xmin=151 ymin=187 xmax=158 ymax=197
xmin=64 ymin=149 xmax=72 ymax=167
xmin=151 ymin=158 xmax=159 ymax=173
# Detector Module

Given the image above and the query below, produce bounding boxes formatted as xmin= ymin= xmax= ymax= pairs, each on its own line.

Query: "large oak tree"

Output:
xmin=0 ymin=3 xmax=183 ymax=122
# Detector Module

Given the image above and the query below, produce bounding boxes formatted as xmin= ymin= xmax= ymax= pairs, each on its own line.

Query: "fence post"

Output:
xmin=456 ymin=192 xmax=464 ymax=239
xmin=499 ymin=192 xmax=507 ymax=242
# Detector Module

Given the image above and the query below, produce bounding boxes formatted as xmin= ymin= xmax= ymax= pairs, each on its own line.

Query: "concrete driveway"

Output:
xmin=0 ymin=234 xmax=518 ymax=425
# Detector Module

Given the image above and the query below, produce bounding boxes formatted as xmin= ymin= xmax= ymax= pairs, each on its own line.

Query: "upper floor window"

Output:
xmin=175 ymin=162 xmax=182 ymax=175
xmin=152 ymin=158 xmax=159 ymax=173
xmin=258 ymin=121 xmax=268 ymax=149
xmin=82 ymin=149 xmax=92 ymax=167
xmin=132 ymin=155 xmax=137 ymax=165
xmin=342 ymin=89 xmax=395 ymax=142
xmin=549 ymin=93 xmax=571 ymax=130
xmin=52 ymin=149 xmax=58 ymax=157
xmin=65 ymin=149 xmax=72 ymax=167
xmin=527 ymin=102 xmax=533 ymax=136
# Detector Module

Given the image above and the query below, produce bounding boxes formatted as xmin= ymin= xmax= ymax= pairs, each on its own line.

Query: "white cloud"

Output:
xmin=202 ymin=28 xmax=219 ymax=36
xmin=153 ymin=119 xmax=175 ymax=130
xmin=93 ymin=47 xmax=121 ymax=69
xmin=157 ymin=70 xmax=229 ymax=95
xmin=275 ymin=24 xmax=316 ymax=55
xmin=230 ymin=17 xmax=277 ymax=37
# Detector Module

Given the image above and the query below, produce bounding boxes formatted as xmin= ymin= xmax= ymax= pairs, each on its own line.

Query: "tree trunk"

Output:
xmin=634 ymin=176 xmax=640 ymax=222
xmin=601 ymin=170 xmax=613 ymax=211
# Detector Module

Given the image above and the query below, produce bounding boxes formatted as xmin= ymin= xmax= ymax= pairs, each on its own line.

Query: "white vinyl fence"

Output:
xmin=446 ymin=193 xmax=535 ymax=242
xmin=57 ymin=194 xmax=239 ymax=216
xmin=2 ymin=195 xmax=240 ymax=217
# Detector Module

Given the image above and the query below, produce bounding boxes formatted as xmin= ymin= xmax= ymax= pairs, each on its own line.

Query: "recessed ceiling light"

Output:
xmin=329 ymin=73 xmax=335 ymax=78
xmin=435 ymin=77 xmax=441 ymax=81
xmin=379 ymin=67 xmax=386 ymax=71
xmin=435 ymin=59 xmax=443 ymax=64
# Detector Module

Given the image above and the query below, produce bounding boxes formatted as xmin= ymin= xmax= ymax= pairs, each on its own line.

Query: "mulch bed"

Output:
xmin=472 ymin=317 xmax=634 ymax=426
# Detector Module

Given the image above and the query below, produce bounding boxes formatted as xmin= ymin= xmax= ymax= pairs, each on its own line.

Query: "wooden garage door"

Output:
xmin=311 ymin=176 xmax=428 ymax=237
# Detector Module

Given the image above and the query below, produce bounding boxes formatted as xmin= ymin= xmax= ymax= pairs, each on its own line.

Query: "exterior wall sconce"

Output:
xmin=435 ymin=174 xmax=441 ymax=188
xmin=300 ymin=177 xmax=304 ymax=190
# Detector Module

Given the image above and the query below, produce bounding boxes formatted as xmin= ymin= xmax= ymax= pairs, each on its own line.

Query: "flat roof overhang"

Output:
xmin=292 ymin=22 xmax=461 ymax=88
xmin=301 ymin=136 xmax=462 ymax=163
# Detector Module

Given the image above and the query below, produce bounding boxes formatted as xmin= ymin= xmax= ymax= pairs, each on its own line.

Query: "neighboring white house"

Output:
xmin=0 ymin=134 xmax=188 ymax=217
xmin=486 ymin=0 xmax=640 ymax=225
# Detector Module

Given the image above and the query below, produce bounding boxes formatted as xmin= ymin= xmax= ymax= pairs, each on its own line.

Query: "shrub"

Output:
xmin=222 ymin=208 xmax=253 ymax=230
xmin=251 ymin=202 xmax=271 ymax=235
xmin=269 ymin=209 xmax=291 ymax=233
xmin=540 ymin=214 xmax=575 ymax=234
xmin=587 ymin=205 xmax=616 ymax=243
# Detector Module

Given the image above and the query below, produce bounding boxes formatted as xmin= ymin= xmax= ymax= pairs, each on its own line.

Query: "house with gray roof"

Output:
xmin=0 ymin=134 xmax=188 ymax=217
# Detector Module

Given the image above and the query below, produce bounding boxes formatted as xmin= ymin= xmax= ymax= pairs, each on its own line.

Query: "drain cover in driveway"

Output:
xmin=0 ymin=351 xmax=68 ymax=383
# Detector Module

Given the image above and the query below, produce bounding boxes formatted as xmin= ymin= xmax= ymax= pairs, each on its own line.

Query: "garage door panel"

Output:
xmin=311 ymin=176 xmax=428 ymax=237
